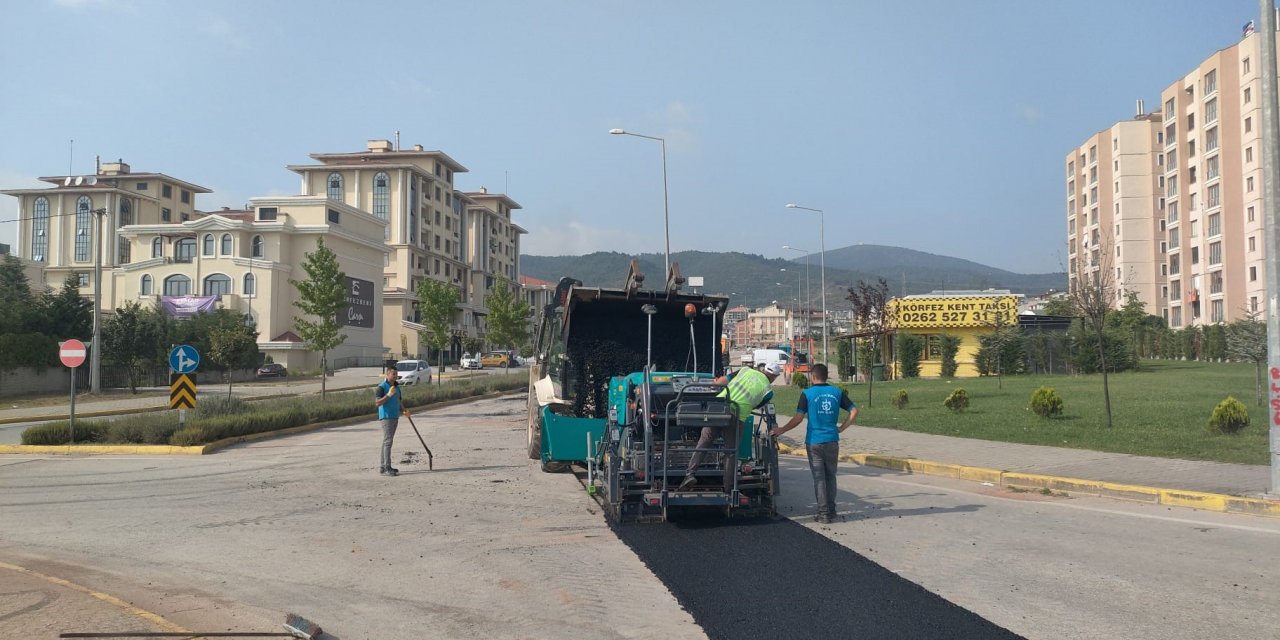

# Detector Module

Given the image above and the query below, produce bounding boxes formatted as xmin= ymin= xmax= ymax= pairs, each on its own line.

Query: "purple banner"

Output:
xmin=162 ymin=295 xmax=218 ymax=319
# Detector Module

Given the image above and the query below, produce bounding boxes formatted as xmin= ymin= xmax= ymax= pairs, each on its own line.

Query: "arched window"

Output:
xmin=175 ymin=237 xmax=196 ymax=263
xmin=220 ymin=233 xmax=232 ymax=255
xmin=372 ymin=172 xmax=389 ymax=220
xmin=117 ymin=199 xmax=133 ymax=265
xmin=327 ymin=172 xmax=343 ymax=201
xmin=119 ymin=198 xmax=132 ymax=226
xmin=251 ymin=235 xmax=264 ymax=258
xmin=202 ymin=233 xmax=214 ymax=256
xmin=243 ymin=273 xmax=256 ymax=296
xmin=30 ymin=197 xmax=48 ymax=261
xmin=163 ymin=274 xmax=191 ymax=296
xmin=140 ymin=274 xmax=153 ymax=295
xmin=151 ymin=237 xmax=163 ymax=259
xmin=203 ymin=273 xmax=232 ymax=296
xmin=75 ymin=196 xmax=92 ymax=261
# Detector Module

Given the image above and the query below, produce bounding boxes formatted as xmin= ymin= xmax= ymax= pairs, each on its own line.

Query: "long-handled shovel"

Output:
xmin=404 ymin=411 xmax=433 ymax=470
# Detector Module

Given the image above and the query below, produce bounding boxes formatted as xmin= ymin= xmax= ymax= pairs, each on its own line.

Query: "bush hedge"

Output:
xmin=1207 ymin=396 xmax=1249 ymax=435
xmin=21 ymin=376 xmax=528 ymax=447
xmin=944 ymin=388 xmax=970 ymax=412
xmin=1029 ymin=386 xmax=1064 ymax=418
xmin=891 ymin=389 xmax=909 ymax=410
xmin=791 ymin=372 xmax=810 ymax=389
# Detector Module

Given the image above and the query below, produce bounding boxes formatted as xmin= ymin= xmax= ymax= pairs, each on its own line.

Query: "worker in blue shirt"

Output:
xmin=374 ymin=365 xmax=404 ymax=476
xmin=771 ymin=363 xmax=857 ymax=524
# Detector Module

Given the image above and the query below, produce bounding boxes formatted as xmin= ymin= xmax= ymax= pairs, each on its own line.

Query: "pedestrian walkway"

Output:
xmin=778 ymin=420 xmax=1271 ymax=499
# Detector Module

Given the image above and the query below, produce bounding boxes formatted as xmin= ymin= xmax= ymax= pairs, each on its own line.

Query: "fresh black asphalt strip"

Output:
xmin=613 ymin=516 xmax=1023 ymax=640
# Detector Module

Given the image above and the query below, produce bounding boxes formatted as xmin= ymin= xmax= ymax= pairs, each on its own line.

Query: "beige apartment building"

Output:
xmin=1066 ymin=27 xmax=1271 ymax=328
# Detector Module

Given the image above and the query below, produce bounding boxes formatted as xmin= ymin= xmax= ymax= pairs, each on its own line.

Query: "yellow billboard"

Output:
xmin=890 ymin=295 xmax=1019 ymax=329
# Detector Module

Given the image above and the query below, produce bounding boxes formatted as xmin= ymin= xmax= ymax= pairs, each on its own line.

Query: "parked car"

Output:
xmin=255 ymin=363 xmax=288 ymax=379
xmin=480 ymin=352 xmax=513 ymax=367
xmin=460 ymin=353 xmax=482 ymax=370
xmin=395 ymin=359 xmax=433 ymax=385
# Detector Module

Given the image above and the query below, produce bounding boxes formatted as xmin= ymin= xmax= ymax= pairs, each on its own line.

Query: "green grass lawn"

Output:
xmin=767 ymin=360 xmax=1269 ymax=465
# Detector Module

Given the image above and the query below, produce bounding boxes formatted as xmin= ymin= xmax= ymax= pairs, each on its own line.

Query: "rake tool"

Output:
xmin=404 ymin=410 xmax=434 ymax=470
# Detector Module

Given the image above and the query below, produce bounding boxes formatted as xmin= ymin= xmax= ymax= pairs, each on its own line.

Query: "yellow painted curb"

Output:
xmin=774 ymin=446 xmax=1280 ymax=519
xmin=0 ymin=389 xmax=521 ymax=456
xmin=0 ymin=560 xmax=188 ymax=633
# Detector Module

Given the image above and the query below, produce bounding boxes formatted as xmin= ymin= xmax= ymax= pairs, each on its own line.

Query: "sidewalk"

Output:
xmin=779 ymin=420 xmax=1272 ymax=499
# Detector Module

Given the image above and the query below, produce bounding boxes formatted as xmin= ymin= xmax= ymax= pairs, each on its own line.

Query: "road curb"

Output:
xmin=0 ymin=560 xmax=189 ymax=633
xmin=773 ymin=442 xmax=1280 ymax=518
xmin=0 ymin=390 xmax=519 ymax=456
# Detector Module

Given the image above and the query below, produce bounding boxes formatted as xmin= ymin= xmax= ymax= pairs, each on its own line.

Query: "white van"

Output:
xmin=751 ymin=349 xmax=790 ymax=371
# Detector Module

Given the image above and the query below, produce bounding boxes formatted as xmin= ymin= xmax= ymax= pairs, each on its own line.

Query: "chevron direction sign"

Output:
xmin=170 ymin=374 xmax=197 ymax=409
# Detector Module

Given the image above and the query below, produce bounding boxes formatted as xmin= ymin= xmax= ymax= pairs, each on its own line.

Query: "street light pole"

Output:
xmin=610 ymin=129 xmax=670 ymax=279
xmin=786 ymin=204 xmax=827 ymax=363
xmin=90 ymin=207 xmax=106 ymax=394
xmin=783 ymin=245 xmax=811 ymax=350
xmin=1258 ymin=0 xmax=1280 ymax=496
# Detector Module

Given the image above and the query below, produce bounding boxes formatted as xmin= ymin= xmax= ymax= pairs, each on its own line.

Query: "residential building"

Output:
xmin=723 ymin=305 xmax=749 ymax=346
xmin=745 ymin=304 xmax=790 ymax=346
xmin=520 ymin=274 xmax=556 ymax=337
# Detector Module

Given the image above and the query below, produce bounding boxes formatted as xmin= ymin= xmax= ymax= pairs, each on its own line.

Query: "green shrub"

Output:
xmin=1207 ymin=396 xmax=1249 ymax=435
xmin=21 ymin=421 xmax=110 ymax=445
xmin=939 ymin=335 xmax=961 ymax=377
xmin=106 ymin=412 xmax=181 ymax=444
xmin=791 ymin=372 xmax=810 ymax=388
xmin=1029 ymin=386 xmax=1064 ymax=418
xmin=896 ymin=333 xmax=923 ymax=378
xmin=195 ymin=395 xmax=252 ymax=419
xmin=891 ymin=389 xmax=909 ymax=410
xmin=943 ymin=388 xmax=970 ymax=412
xmin=172 ymin=403 xmax=310 ymax=445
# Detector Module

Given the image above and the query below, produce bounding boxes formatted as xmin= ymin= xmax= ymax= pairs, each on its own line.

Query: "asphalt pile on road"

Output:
xmin=613 ymin=515 xmax=1023 ymax=640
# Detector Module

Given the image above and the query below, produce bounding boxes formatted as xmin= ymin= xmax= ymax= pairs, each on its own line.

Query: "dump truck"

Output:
xmin=526 ymin=264 xmax=780 ymax=522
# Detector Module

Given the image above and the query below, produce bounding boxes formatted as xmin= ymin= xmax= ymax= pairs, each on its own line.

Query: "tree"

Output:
xmin=102 ymin=301 xmax=166 ymax=394
xmin=416 ymin=278 xmax=459 ymax=385
xmin=290 ymin=239 xmax=347 ymax=398
xmin=836 ymin=339 xmax=853 ymax=381
xmin=1067 ymin=235 xmax=1118 ymax=427
xmin=896 ymin=333 xmax=922 ymax=378
xmin=1041 ymin=297 xmax=1076 ymax=317
xmin=209 ymin=323 xmax=260 ymax=398
xmin=975 ymin=301 xmax=1022 ymax=388
xmin=484 ymin=277 xmax=530 ymax=372
xmin=0 ymin=254 xmax=37 ymax=335
xmin=939 ymin=334 xmax=961 ymax=377
xmin=847 ymin=278 xmax=895 ymax=406
xmin=1225 ymin=311 xmax=1267 ymax=406
xmin=41 ymin=274 xmax=93 ymax=342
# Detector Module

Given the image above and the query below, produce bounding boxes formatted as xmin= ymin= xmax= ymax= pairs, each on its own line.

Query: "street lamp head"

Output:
xmin=609 ymin=128 xmax=626 ymax=135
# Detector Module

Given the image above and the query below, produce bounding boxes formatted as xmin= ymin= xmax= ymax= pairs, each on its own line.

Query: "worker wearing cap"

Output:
xmin=679 ymin=361 xmax=781 ymax=491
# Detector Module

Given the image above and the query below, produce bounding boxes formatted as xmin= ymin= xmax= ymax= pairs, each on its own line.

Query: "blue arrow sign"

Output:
xmin=169 ymin=345 xmax=200 ymax=374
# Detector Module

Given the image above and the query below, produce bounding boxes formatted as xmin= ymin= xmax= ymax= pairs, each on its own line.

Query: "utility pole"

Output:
xmin=1260 ymin=0 xmax=1280 ymax=497
xmin=90 ymin=207 xmax=106 ymax=394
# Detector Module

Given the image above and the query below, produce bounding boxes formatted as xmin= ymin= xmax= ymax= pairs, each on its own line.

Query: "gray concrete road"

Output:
xmin=0 ymin=393 xmax=700 ymax=640
xmin=776 ymin=457 xmax=1280 ymax=640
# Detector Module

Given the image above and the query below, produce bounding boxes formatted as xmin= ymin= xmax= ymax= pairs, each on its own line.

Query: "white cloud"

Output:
xmin=521 ymin=220 xmax=649 ymax=256
xmin=1014 ymin=103 xmax=1042 ymax=123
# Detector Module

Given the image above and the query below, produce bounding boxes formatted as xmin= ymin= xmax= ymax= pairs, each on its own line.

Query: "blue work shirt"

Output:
xmin=376 ymin=380 xmax=401 ymax=420
xmin=796 ymin=383 xmax=855 ymax=446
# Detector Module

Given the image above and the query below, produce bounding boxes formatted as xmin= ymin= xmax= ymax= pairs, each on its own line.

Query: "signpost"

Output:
xmin=60 ymin=339 xmax=87 ymax=444
xmin=168 ymin=345 xmax=200 ymax=425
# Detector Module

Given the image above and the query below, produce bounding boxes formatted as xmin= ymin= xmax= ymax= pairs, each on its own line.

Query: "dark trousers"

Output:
xmin=380 ymin=417 xmax=399 ymax=470
xmin=808 ymin=441 xmax=839 ymax=517
xmin=684 ymin=416 xmax=740 ymax=490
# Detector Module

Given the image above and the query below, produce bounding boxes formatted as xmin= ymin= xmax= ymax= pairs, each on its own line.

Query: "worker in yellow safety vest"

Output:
xmin=679 ymin=361 xmax=782 ymax=491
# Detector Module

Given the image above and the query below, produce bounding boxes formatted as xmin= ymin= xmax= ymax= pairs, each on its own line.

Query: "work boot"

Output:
xmin=380 ymin=467 xmax=399 ymax=477
xmin=678 ymin=475 xmax=697 ymax=491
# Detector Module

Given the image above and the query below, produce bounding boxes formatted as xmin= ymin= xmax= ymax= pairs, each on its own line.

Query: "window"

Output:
xmin=1205 ymin=127 xmax=1218 ymax=152
xmin=327 ymin=208 xmax=340 ymax=224
xmin=1210 ymin=271 xmax=1223 ymax=294
xmin=327 ymin=172 xmax=343 ymax=201
xmin=151 ymin=237 xmax=163 ymax=258
xmin=163 ymin=274 xmax=191 ymax=296
xmin=136 ymin=182 xmax=148 ymax=191
xmin=1189 ymin=139 xmax=1196 ymax=156
xmin=1250 ymin=236 xmax=1256 ymax=252
xmin=1208 ymin=212 xmax=1220 ymax=236
xmin=140 ymin=274 xmax=153 ymax=295
xmin=1204 ymin=69 xmax=1217 ymax=94
xmin=161 ymin=207 xmax=171 ymax=222
xmin=162 ymin=185 xmax=173 ymax=198
xmin=1244 ymin=57 xmax=1252 ymax=74
xmin=1251 ymin=266 xmax=1258 ymax=281
xmin=203 ymin=274 xmax=232 ymax=296
xmin=1211 ymin=299 xmax=1224 ymax=323
xmin=243 ymin=273 xmax=256 ymax=296
xmin=1206 ymin=155 xmax=1219 ymax=180
xmin=1090 ymin=166 xmax=1098 ymax=183
xmin=1186 ymin=113 xmax=1195 ymax=130
xmin=31 ymin=197 xmax=48 ymax=261
xmin=1167 ymin=149 xmax=1177 ymax=167
xmin=220 ymin=233 xmax=232 ymax=255
xmin=202 ymin=234 xmax=214 ymax=256
xmin=180 ymin=190 xmax=191 ymax=204
xmin=1164 ymin=98 xmax=1175 ymax=120
xmin=1249 ymin=206 xmax=1256 ymax=222
xmin=1191 ymin=220 xmax=1198 ymax=237
xmin=1209 ymin=241 xmax=1221 ymax=265
xmin=1172 ymin=306 xmax=1182 ymax=328
xmin=1165 ymin=123 xmax=1176 ymax=146
xmin=77 ymin=273 xmax=89 ymax=287
xmin=1191 ymin=247 xmax=1199 ymax=264
xmin=1089 ymin=145 xmax=1097 ymax=163
xmin=372 ymin=172 xmax=389 ymax=219
xmin=1166 ymin=175 xmax=1177 ymax=198
xmin=1189 ymin=167 xmax=1197 ymax=184
xmin=1168 ymin=229 xmax=1179 ymax=249
xmin=180 ymin=212 xmax=190 ymax=222
xmin=1252 ymin=296 xmax=1259 ymax=312
xmin=1207 ymin=184 xmax=1220 ymax=209
xmin=1171 ymin=280 xmax=1181 ymax=299
xmin=1170 ymin=254 xmax=1180 ymax=275
xmin=175 ymin=238 xmax=196 ymax=263
xmin=258 ymin=207 xmax=278 ymax=221
xmin=1168 ymin=201 xmax=1179 ymax=223
xmin=251 ymin=235 xmax=264 ymax=258
xmin=1204 ymin=98 xmax=1217 ymax=124
xmin=75 ymin=196 xmax=92 ymax=261
xmin=1247 ymin=147 xmax=1254 ymax=163
xmin=1246 ymin=117 xmax=1252 ymax=134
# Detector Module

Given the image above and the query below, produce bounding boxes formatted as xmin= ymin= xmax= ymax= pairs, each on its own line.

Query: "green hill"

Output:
xmin=520 ymin=246 xmax=1065 ymax=310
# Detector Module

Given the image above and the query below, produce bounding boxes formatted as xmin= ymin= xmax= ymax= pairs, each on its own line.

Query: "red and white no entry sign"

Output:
xmin=60 ymin=339 xmax=87 ymax=368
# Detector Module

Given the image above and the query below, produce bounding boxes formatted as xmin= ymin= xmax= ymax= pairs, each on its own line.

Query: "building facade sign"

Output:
xmin=891 ymin=295 xmax=1019 ymax=329
xmin=341 ymin=276 xmax=375 ymax=328
xmin=162 ymin=295 xmax=218 ymax=319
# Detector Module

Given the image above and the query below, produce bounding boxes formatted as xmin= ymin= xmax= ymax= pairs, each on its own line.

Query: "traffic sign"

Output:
xmin=60 ymin=339 xmax=87 ymax=368
xmin=170 ymin=374 xmax=197 ymax=409
xmin=169 ymin=345 xmax=200 ymax=374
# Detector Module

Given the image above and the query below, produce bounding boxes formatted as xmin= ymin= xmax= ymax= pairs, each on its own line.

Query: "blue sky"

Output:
xmin=0 ymin=0 xmax=1265 ymax=273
